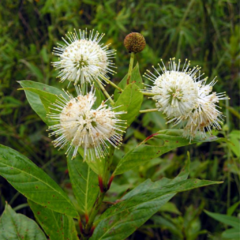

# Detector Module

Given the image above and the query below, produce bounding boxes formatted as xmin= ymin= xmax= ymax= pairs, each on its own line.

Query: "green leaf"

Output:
xmin=114 ymin=82 xmax=143 ymax=126
xmin=227 ymin=201 xmax=240 ymax=216
xmin=28 ymin=200 xmax=79 ymax=240
xmin=113 ymin=129 xmax=218 ymax=176
xmin=114 ymin=63 xmax=142 ymax=101
xmin=91 ymin=171 xmax=221 ymax=240
xmin=67 ymin=155 xmax=99 ymax=215
xmin=18 ymin=80 xmax=64 ymax=124
xmin=22 ymin=87 xmax=59 ymax=124
xmin=204 ymin=210 xmax=240 ymax=229
xmin=228 ymin=130 xmax=240 ymax=157
xmin=222 ymin=228 xmax=240 ymax=239
xmin=0 ymin=203 xmax=47 ymax=240
xmin=0 ymin=144 xmax=78 ymax=218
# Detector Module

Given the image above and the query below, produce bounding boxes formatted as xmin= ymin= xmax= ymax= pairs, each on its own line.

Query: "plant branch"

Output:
xmin=140 ymin=91 xmax=155 ymax=96
xmin=139 ymin=108 xmax=158 ymax=113
xmin=100 ymin=74 xmax=123 ymax=92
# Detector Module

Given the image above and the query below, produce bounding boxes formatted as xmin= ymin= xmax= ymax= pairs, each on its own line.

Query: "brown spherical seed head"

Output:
xmin=124 ymin=32 xmax=146 ymax=53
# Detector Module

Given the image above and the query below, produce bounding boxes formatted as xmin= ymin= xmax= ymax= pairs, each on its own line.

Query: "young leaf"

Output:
xmin=67 ymin=155 xmax=99 ymax=215
xmin=91 ymin=167 xmax=221 ymax=240
xmin=28 ymin=200 xmax=79 ymax=240
xmin=18 ymin=80 xmax=64 ymax=124
xmin=0 ymin=203 xmax=47 ymax=240
xmin=114 ymin=63 xmax=143 ymax=101
xmin=0 ymin=144 xmax=78 ymax=218
xmin=113 ymin=129 xmax=218 ymax=176
xmin=114 ymin=82 xmax=143 ymax=127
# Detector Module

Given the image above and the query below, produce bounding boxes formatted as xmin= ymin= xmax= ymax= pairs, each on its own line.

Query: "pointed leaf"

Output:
xmin=0 ymin=144 xmax=78 ymax=218
xmin=113 ymin=129 xmax=218 ymax=176
xmin=22 ymin=87 xmax=59 ymax=125
xmin=67 ymin=155 xmax=99 ymax=215
xmin=18 ymin=80 xmax=63 ymax=124
xmin=0 ymin=203 xmax=47 ymax=240
xmin=204 ymin=210 xmax=240 ymax=229
xmin=91 ymin=176 xmax=221 ymax=240
xmin=28 ymin=200 xmax=79 ymax=240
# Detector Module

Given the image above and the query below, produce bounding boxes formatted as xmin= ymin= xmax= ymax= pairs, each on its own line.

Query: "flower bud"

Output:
xmin=124 ymin=32 xmax=146 ymax=53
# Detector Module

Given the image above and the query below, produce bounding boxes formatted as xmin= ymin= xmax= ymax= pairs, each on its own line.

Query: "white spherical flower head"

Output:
xmin=183 ymin=78 xmax=228 ymax=140
xmin=48 ymin=88 xmax=126 ymax=160
xmin=53 ymin=29 xmax=116 ymax=86
xmin=144 ymin=58 xmax=200 ymax=124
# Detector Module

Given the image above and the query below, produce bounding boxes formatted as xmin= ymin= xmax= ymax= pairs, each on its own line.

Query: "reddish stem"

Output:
xmin=107 ymin=174 xmax=115 ymax=190
xmin=144 ymin=133 xmax=159 ymax=142
xmin=89 ymin=226 xmax=95 ymax=237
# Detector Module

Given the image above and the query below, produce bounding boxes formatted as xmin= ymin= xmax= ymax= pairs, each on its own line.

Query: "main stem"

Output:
xmin=127 ymin=52 xmax=135 ymax=84
xmin=84 ymin=191 xmax=106 ymax=234
xmin=82 ymin=147 xmax=114 ymax=238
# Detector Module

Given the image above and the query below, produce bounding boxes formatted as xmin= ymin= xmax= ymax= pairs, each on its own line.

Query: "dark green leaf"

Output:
xmin=28 ymin=200 xmax=79 ymax=240
xmin=0 ymin=203 xmax=47 ymax=240
xmin=222 ymin=228 xmax=240 ymax=239
xmin=113 ymin=129 xmax=218 ymax=176
xmin=227 ymin=201 xmax=240 ymax=216
xmin=0 ymin=144 xmax=78 ymax=218
xmin=91 ymin=168 xmax=221 ymax=240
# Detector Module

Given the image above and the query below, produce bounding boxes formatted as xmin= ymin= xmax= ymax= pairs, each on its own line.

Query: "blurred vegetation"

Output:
xmin=0 ymin=0 xmax=239 ymax=239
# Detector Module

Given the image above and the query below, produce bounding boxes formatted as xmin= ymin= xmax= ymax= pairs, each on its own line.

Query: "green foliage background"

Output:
xmin=0 ymin=0 xmax=239 ymax=239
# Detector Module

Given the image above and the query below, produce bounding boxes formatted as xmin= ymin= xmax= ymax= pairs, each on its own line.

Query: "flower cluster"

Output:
xmin=144 ymin=58 xmax=227 ymax=139
xmin=49 ymin=28 xmax=227 ymax=160
xmin=48 ymin=88 xmax=126 ymax=160
xmin=49 ymin=29 xmax=125 ymax=160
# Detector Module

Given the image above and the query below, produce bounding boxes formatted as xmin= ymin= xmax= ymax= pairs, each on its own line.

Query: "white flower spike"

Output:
xmin=53 ymin=29 xmax=116 ymax=87
xmin=47 ymin=87 xmax=126 ymax=160
xmin=144 ymin=58 xmax=201 ymax=124
xmin=183 ymin=78 xmax=228 ymax=140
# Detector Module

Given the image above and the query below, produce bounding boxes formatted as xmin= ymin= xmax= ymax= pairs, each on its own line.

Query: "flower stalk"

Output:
xmin=127 ymin=52 xmax=135 ymax=84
